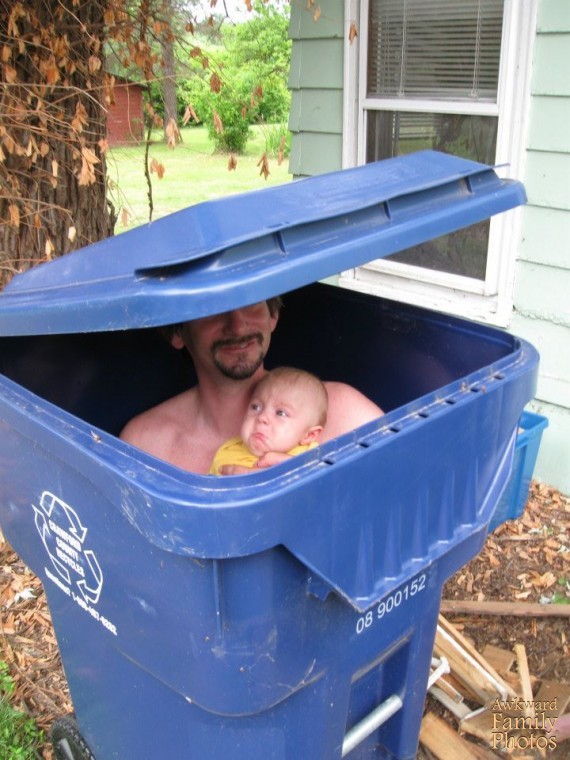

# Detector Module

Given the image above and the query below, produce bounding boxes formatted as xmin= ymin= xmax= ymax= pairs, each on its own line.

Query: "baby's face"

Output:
xmin=240 ymin=380 xmax=319 ymax=457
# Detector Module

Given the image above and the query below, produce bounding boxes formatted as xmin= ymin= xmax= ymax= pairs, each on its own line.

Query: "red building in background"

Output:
xmin=107 ymin=79 xmax=145 ymax=145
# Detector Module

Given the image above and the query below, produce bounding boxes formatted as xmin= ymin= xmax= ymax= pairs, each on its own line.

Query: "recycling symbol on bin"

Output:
xmin=33 ymin=491 xmax=103 ymax=604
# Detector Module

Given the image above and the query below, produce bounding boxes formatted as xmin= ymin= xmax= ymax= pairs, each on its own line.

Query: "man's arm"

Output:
xmin=321 ymin=382 xmax=383 ymax=442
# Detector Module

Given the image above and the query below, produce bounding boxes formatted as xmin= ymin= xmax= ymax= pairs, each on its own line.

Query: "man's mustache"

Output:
xmin=211 ymin=333 xmax=263 ymax=351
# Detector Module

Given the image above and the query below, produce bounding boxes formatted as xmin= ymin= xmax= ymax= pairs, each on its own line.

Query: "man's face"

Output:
xmin=176 ymin=302 xmax=278 ymax=381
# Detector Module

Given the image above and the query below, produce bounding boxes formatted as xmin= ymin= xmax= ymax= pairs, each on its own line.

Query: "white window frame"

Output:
xmin=341 ymin=0 xmax=537 ymax=326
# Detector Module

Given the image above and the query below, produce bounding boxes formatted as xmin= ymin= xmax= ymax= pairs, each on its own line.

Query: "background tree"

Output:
xmin=159 ymin=0 xmax=186 ymax=144
xmin=161 ymin=29 xmax=179 ymax=142
xmin=0 ymin=0 xmax=291 ymax=288
xmin=0 ymin=0 xmax=187 ymax=287
xmin=180 ymin=1 xmax=291 ymax=153
xmin=1 ymin=1 xmax=111 ymax=285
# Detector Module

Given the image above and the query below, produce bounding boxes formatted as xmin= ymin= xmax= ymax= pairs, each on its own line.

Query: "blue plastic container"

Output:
xmin=489 ymin=411 xmax=548 ymax=531
xmin=0 ymin=152 xmax=539 ymax=759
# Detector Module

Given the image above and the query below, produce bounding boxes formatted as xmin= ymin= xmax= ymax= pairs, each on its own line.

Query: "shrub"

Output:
xmin=175 ymin=3 xmax=291 ymax=154
xmin=262 ymin=123 xmax=291 ymax=159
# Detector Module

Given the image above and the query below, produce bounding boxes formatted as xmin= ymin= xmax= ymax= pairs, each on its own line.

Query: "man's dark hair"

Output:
xmin=267 ymin=296 xmax=283 ymax=317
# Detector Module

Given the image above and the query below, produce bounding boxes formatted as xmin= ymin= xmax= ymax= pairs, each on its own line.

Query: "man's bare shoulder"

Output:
xmin=120 ymin=390 xmax=196 ymax=449
xmin=321 ymin=381 xmax=383 ymax=442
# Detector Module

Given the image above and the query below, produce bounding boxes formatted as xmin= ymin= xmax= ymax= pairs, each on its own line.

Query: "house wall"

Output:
xmin=107 ymin=83 xmax=144 ymax=146
xmin=288 ymin=0 xmax=345 ymax=176
xmin=509 ymin=0 xmax=570 ymax=493
xmin=288 ymin=0 xmax=570 ymax=494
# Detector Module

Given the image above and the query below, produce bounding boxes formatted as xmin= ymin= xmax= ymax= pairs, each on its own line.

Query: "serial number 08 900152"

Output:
xmin=355 ymin=572 xmax=427 ymax=635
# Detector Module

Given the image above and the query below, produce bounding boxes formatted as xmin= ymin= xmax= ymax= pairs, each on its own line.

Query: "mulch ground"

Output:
xmin=444 ymin=482 xmax=570 ymax=686
xmin=422 ymin=482 xmax=570 ymax=759
xmin=1 ymin=481 xmax=569 ymax=759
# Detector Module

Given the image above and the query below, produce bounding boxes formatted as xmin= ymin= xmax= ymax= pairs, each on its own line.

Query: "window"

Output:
xmin=341 ymin=0 xmax=537 ymax=325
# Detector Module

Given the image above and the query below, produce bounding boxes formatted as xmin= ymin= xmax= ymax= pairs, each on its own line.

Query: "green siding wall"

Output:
xmin=524 ymin=152 xmax=570 ymax=210
xmin=527 ymin=96 xmax=570 ymax=152
xmin=288 ymin=0 xmax=345 ymax=176
xmin=289 ymin=0 xmax=345 ymax=39
xmin=513 ymin=262 xmax=570 ymax=332
xmin=531 ymin=34 xmax=570 ymax=95
xmin=536 ymin=0 xmax=570 ymax=30
xmin=289 ymin=132 xmax=344 ymax=176
xmin=512 ymin=0 xmax=570 ymax=492
xmin=289 ymin=90 xmax=344 ymax=134
xmin=520 ymin=206 xmax=570 ymax=268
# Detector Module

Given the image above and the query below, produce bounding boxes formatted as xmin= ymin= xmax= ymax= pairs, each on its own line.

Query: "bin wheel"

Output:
xmin=51 ymin=715 xmax=95 ymax=760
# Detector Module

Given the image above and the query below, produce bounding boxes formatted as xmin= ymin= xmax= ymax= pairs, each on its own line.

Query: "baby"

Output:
xmin=210 ymin=367 xmax=328 ymax=475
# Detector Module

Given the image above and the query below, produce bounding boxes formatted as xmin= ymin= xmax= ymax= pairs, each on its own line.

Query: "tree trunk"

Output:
xmin=161 ymin=24 xmax=179 ymax=142
xmin=0 ymin=1 xmax=115 ymax=289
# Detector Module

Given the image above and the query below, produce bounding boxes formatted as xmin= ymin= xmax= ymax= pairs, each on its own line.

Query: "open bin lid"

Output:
xmin=0 ymin=150 xmax=525 ymax=336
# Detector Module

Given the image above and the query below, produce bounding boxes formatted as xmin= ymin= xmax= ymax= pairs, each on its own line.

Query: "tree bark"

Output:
xmin=161 ymin=30 xmax=179 ymax=142
xmin=0 ymin=1 xmax=115 ymax=288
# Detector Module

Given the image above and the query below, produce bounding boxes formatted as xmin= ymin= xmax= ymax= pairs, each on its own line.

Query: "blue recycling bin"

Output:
xmin=0 ymin=152 xmax=539 ymax=759
xmin=488 ymin=410 xmax=548 ymax=531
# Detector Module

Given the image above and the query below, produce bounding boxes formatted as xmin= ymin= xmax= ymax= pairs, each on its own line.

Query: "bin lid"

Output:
xmin=0 ymin=150 xmax=525 ymax=336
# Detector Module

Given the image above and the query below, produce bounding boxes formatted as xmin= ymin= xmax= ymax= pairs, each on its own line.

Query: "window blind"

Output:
xmin=367 ymin=0 xmax=504 ymax=101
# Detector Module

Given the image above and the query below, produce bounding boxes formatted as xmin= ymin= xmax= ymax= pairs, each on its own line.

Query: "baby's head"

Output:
xmin=241 ymin=367 xmax=328 ymax=457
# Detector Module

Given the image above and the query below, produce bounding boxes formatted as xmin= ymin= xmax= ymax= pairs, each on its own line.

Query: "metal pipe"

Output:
xmin=427 ymin=655 xmax=450 ymax=689
xmin=341 ymin=693 xmax=403 ymax=757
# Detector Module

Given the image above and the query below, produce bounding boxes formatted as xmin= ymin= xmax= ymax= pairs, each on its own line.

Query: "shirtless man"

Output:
xmin=120 ymin=299 xmax=382 ymax=474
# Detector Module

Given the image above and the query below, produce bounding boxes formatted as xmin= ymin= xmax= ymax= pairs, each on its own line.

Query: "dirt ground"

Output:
xmin=1 ymin=481 xmax=569 ymax=759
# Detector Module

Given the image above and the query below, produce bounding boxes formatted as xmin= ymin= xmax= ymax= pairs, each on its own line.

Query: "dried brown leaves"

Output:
xmin=257 ymin=152 xmax=270 ymax=179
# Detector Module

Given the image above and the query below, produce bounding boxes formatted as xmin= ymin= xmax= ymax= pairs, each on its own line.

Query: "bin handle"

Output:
xmin=341 ymin=694 xmax=403 ymax=757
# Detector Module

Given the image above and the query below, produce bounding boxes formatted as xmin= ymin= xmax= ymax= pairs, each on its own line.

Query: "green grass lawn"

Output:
xmin=107 ymin=125 xmax=292 ymax=232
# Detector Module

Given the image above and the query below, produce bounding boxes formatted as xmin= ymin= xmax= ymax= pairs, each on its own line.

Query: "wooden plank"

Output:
xmin=460 ymin=707 xmax=495 ymax=745
xmin=440 ymin=599 xmax=570 ymax=618
xmin=433 ymin=673 xmax=467 ymax=703
xmin=433 ymin=634 xmax=493 ymax=704
xmin=534 ymin=680 xmax=570 ymax=718
xmin=437 ymin=616 xmax=517 ymax=699
xmin=514 ymin=644 xmax=534 ymax=718
xmin=429 ymin=685 xmax=472 ymax=720
xmin=481 ymin=645 xmax=515 ymax=676
xmin=442 ymin=672 xmax=483 ymax=704
xmin=420 ymin=712 xmax=499 ymax=760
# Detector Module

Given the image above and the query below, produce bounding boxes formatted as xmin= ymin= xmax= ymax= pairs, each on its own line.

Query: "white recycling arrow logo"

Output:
xmin=33 ymin=491 xmax=103 ymax=604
